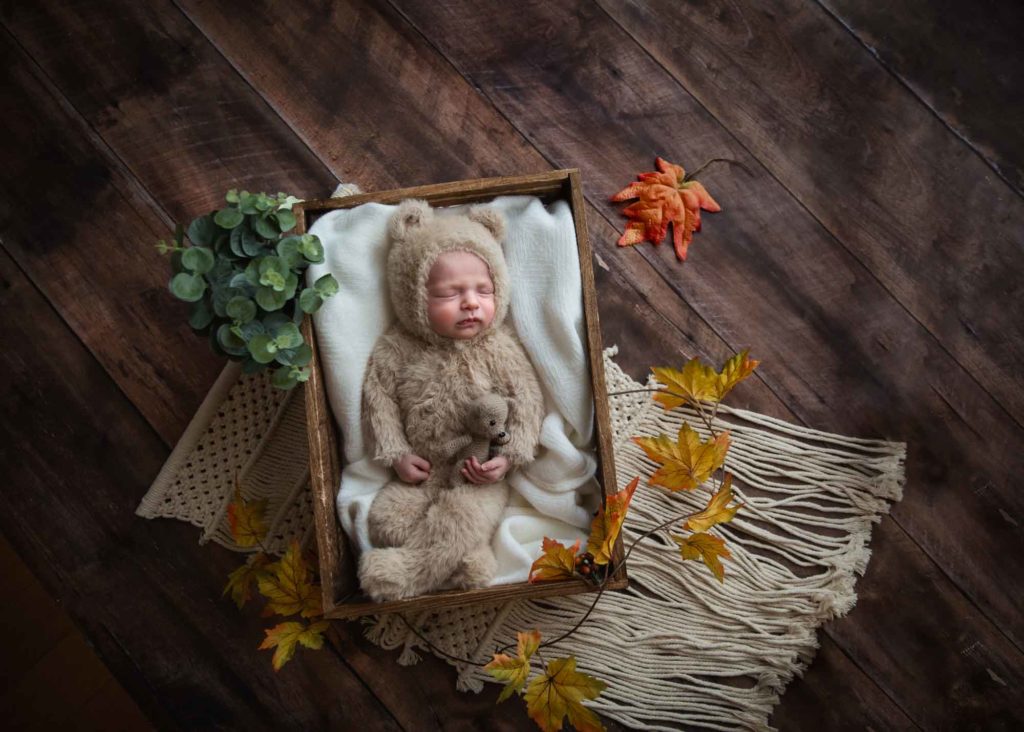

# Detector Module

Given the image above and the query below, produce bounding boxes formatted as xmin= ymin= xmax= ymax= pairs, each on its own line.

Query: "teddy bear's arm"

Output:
xmin=362 ymin=342 xmax=414 ymax=468
xmin=493 ymin=334 xmax=545 ymax=469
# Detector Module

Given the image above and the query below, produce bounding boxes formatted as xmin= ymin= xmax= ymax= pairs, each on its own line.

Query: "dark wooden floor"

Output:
xmin=1 ymin=1 xmax=1021 ymax=729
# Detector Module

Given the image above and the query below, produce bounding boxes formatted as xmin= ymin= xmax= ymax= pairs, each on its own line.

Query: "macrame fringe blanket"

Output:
xmin=138 ymin=346 xmax=904 ymax=731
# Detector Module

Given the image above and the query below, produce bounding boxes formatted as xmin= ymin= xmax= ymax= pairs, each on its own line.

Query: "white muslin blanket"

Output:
xmin=306 ymin=195 xmax=601 ymax=585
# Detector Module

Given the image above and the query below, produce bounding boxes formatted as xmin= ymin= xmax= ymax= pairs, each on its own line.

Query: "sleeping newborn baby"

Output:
xmin=357 ymin=198 xmax=545 ymax=602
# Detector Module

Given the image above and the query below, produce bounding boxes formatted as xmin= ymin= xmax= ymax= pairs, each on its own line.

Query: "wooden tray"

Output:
xmin=295 ymin=169 xmax=626 ymax=620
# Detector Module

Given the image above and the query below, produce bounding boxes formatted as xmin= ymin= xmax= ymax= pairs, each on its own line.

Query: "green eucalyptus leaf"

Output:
xmin=225 ymin=189 xmax=239 ymax=204
xmin=299 ymin=234 xmax=324 ymax=263
xmin=278 ymin=195 xmax=302 ymax=211
xmin=313 ymin=273 xmax=339 ymax=297
xmin=253 ymin=215 xmax=278 ymax=239
xmin=169 ymin=272 xmax=206 ymax=302
xmin=214 ymin=207 xmax=244 ymax=229
xmin=254 ymin=194 xmax=272 ymax=212
xmin=254 ymin=285 xmax=287 ymax=311
xmin=235 ymin=320 xmax=266 ymax=341
xmin=187 ymin=215 xmax=218 ymax=247
xmin=229 ymin=224 xmax=247 ymax=257
xmin=241 ymin=225 xmax=264 ymax=257
xmin=275 ymin=209 xmax=296 ymax=232
xmin=299 ymin=288 xmax=323 ymax=313
xmin=283 ymin=271 xmax=299 ymax=299
xmin=247 ymin=333 xmax=279 ymax=364
xmin=295 ymin=366 xmax=311 ymax=383
xmin=181 ymin=246 xmax=215 ymax=275
xmin=238 ymin=191 xmax=259 ymax=215
xmin=276 ymin=236 xmax=303 ymax=268
xmin=271 ymin=321 xmax=303 ymax=349
xmin=216 ymin=323 xmax=248 ymax=356
xmin=276 ymin=343 xmax=312 ymax=367
xmin=229 ymin=272 xmax=251 ymax=289
xmin=263 ymin=312 xmax=291 ymax=332
xmin=243 ymin=259 xmax=261 ymax=287
xmin=188 ymin=298 xmax=214 ymax=330
xmin=226 ymin=296 xmax=257 ymax=323
xmin=271 ymin=365 xmax=299 ymax=390
xmin=241 ymin=357 xmax=264 ymax=374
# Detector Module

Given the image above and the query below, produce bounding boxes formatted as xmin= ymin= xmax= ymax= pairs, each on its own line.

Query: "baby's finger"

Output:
xmin=414 ymin=456 xmax=431 ymax=470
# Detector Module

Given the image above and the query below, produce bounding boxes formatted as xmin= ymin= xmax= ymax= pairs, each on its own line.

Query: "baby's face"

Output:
xmin=425 ymin=251 xmax=496 ymax=340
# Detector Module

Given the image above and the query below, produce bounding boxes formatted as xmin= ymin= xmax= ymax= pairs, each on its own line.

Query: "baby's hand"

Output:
xmin=461 ymin=455 xmax=510 ymax=485
xmin=395 ymin=453 xmax=431 ymax=484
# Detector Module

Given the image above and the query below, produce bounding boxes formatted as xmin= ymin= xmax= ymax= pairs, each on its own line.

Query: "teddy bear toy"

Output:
xmin=441 ymin=393 xmax=511 ymax=490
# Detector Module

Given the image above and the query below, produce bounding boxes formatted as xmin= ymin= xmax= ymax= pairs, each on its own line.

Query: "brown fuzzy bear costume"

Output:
xmin=358 ymin=198 xmax=545 ymax=602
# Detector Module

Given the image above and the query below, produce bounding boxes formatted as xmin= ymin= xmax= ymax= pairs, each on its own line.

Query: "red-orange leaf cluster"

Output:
xmin=610 ymin=156 xmax=721 ymax=261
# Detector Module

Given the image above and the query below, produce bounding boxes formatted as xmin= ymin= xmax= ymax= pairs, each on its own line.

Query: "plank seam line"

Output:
xmin=590 ymin=0 xmax=1024 ymax=437
xmin=813 ymin=0 xmax=1024 ymax=201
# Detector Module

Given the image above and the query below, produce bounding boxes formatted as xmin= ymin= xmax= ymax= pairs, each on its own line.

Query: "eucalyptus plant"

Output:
xmin=156 ymin=190 xmax=339 ymax=389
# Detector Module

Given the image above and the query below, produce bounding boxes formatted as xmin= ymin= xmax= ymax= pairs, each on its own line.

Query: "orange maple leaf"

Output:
xmin=528 ymin=538 xmax=581 ymax=583
xmin=610 ymin=156 xmax=721 ymax=261
xmin=586 ymin=477 xmax=639 ymax=566
xmin=631 ymin=425 xmax=731 ymax=492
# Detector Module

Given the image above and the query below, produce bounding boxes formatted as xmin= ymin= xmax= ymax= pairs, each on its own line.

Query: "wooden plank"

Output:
xmin=0 ymin=245 xmax=402 ymax=730
xmin=0 ymin=27 xmax=226 ymax=445
xmin=771 ymin=636 xmax=918 ymax=730
xmin=594 ymin=0 xmax=1024 ymax=426
xmin=161 ymin=0 xmax=976 ymax=726
xmin=821 ymin=0 xmax=1024 ymax=194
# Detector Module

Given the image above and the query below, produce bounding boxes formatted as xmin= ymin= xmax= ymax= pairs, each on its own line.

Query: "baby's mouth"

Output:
xmin=457 ymin=317 xmax=480 ymax=327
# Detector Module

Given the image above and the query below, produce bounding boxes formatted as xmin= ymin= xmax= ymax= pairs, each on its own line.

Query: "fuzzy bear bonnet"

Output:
xmin=386 ymin=198 xmax=510 ymax=349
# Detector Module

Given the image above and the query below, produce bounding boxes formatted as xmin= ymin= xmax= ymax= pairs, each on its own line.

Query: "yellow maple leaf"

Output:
xmin=651 ymin=349 xmax=759 ymax=409
xmin=226 ymin=486 xmax=268 ymax=548
xmin=712 ymin=349 xmax=760 ymax=401
xmin=684 ymin=474 xmax=743 ymax=533
xmin=223 ymin=552 xmax=273 ymax=610
xmin=524 ymin=656 xmax=607 ymax=732
xmin=259 ymin=620 xmax=330 ymax=671
xmin=673 ymin=532 xmax=732 ymax=582
xmin=528 ymin=538 xmax=581 ymax=583
xmin=631 ymin=425 xmax=730 ymax=491
xmin=586 ymin=476 xmax=639 ymax=565
xmin=651 ymin=359 xmax=717 ymax=409
xmin=484 ymin=629 xmax=542 ymax=702
xmin=257 ymin=540 xmax=323 ymax=618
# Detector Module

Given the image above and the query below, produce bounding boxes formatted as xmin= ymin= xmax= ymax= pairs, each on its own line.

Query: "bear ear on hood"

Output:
xmin=389 ymin=198 xmax=434 ymax=243
xmin=468 ymin=204 xmax=506 ymax=244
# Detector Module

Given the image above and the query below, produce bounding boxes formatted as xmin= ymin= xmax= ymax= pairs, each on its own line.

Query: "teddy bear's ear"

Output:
xmin=389 ymin=198 xmax=434 ymax=242
xmin=468 ymin=205 xmax=506 ymax=243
